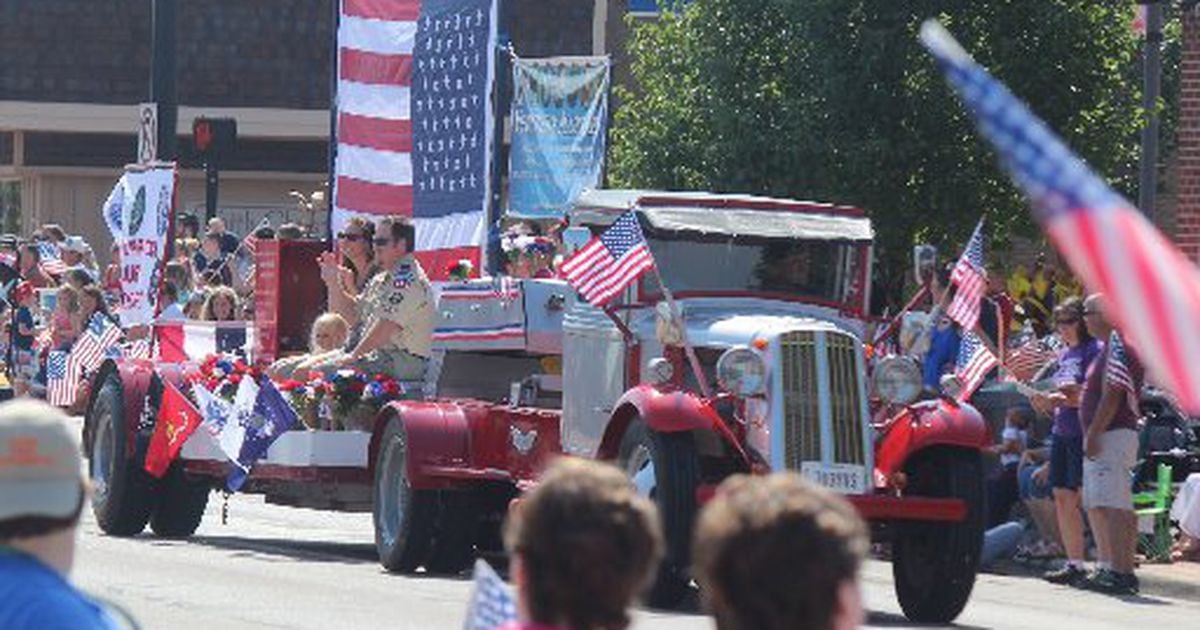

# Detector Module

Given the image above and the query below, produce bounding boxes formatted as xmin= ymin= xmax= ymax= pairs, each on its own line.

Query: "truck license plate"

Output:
xmin=800 ymin=462 xmax=867 ymax=494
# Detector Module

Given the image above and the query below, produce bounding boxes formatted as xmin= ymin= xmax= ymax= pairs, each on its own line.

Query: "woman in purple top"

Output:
xmin=1030 ymin=297 xmax=1101 ymax=584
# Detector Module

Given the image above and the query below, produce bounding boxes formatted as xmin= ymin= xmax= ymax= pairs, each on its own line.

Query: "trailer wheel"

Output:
xmin=425 ymin=492 xmax=477 ymax=574
xmin=373 ymin=416 xmax=437 ymax=572
xmin=892 ymin=447 xmax=984 ymax=624
xmin=618 ymin=417 xmax=699 ymax=609
xmin=89 ymin=372 xmax=153 ymax=536
xmin=150 ymin=463 xmax=210 ymax=538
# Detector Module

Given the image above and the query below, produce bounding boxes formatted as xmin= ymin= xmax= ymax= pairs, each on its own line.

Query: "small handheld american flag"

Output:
xmin=1105 ymin=331 xmax=1141 ymax=416
xmin=956 ymin=331 xmax=997 ymax=401
xmin=38 ymin=242 xmax=68 ymax=277
xmin=560 ymin=211 xmax=655 ymax=307
xmin=462 ymin=559 xmax=517 ymax=630
xmin=46 ymin=350 xmax=77 ymax=407
xmin=923 ymin=20 xmax=1200 ymax=414
xmin=947 ymin=220 xmax=986 ymax=331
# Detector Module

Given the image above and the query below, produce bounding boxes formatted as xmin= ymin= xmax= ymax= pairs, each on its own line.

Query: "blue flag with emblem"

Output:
xmin=194 ymin=376 xmax=297 ymax=491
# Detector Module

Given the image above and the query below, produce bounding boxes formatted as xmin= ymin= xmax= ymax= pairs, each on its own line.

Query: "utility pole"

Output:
xmin=151 ymin=0 xmax=178 ymax=162
xmin=1138 ymin=1 xmax=1164 ymax=217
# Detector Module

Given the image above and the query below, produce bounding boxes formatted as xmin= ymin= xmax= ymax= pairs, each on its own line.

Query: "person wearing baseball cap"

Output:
xmin=0 ymin=400 xmax=123 ymax=628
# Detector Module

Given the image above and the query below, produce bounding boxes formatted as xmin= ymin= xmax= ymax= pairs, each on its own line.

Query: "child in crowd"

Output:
xmin=268 ymin=313 xmax=350 ymax=380
xmin=49 ymin=285 xmax=80 ymax=350
xmin=987 ymin=407 xmax=1031 ymax=527
xmin=11 ymin=282 xmax=39 ymax=396
xmin=201 ymin=287 xmax=239 ymax=322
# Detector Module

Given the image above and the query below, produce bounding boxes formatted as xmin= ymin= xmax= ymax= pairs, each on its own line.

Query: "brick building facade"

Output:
xmin=0 ymin=0 xmax=639 ymax=255
xmin=1175 ymin=6 xmax=1200 ymax=262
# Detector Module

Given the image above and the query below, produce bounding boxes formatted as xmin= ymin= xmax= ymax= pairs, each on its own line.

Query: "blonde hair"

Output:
xmin=310 ymin=312 xmax=350 ymax=353
xmin=56 ymin=285 xmax=81 ymax=314
xmin=201 ymin=286 xmax=239 ymax=321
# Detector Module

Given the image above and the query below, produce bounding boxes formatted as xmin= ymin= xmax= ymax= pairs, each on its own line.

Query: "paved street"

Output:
xmin=72 ymin=492 xmax=1200 ymax=630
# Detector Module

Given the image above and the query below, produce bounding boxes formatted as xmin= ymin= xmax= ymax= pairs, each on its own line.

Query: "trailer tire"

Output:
xmin=150 ymin=463 xmax=210 ymax=538
xmin=373 ymin=416 xmax=437 ymax=572
xmin=892 ymin=447 xmax=984 ymax=624
xmin=618 ymin=417 xmax=699 ymax=609
xmin=425 ymin=492 xmax=477 ymax=575
xmin=89 ymin=372 xmax=154 ymax=536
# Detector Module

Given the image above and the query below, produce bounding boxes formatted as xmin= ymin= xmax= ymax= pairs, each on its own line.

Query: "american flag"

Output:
xmin=121 ymin=338 xmax=154 ymax=361
xmin=46 ymin=350 xmax=78 ymax=407
xmin=922 ymin=21 xmax=1200 ymax=414
xmin=1105 ymin=331 xmax=1141 ymax=416
xmin=1005 ymin=335 xmax=1059 ymax=383
xmin=946 ymin=220 xmax=986 ymax=331
xmin=560 ymin=211 xmax=655 ymax=307
xmin=462 ymin=559 xmax=516 ymax=630
xmin=72 ymin=313 xmax=123 ymax=374
xmin=956 ymin=331 xmax=997 ymax=401
xmin=332 ymin=0 xmax=497 ymax=280
xmin=38 ymin=242 xmax=68 ymax=276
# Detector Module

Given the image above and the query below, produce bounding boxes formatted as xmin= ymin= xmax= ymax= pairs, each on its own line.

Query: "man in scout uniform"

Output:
xmin=313 ymin=216 xmax=434 ymax=381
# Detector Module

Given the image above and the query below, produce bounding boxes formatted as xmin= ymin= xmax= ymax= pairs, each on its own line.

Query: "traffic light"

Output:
xmin=192 ymin=117 xmax=237 ymax=163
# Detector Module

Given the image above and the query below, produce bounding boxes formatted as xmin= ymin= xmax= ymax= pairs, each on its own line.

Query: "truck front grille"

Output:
xmin=780 ymin=331 xmax=866 ymax=468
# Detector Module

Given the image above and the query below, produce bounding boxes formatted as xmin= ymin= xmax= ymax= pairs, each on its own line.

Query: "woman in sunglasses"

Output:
xmin=319 ymin=218 xmax=380 ymax=344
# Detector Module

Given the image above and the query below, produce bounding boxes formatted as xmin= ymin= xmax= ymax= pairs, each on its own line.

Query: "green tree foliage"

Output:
xmin=609 ymin=0 xmax=1148 ymax=310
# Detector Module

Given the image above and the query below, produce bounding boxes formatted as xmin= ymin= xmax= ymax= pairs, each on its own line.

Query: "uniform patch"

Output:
xmin=392 ymin=264 xmax=414 ymax=290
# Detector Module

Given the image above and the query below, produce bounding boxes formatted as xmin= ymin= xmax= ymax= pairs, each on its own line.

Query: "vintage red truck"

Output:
xmin=83 ymin=190 xmax=989 ymax=623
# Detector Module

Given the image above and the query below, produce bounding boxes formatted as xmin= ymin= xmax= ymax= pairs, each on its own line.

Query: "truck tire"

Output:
xmin=373 ymin=416 xmax=437 ymax=572
xmin=150 ymin=463 xmax=210 ymax=538
xmin=89 ymin=372 xmax=154 ymax=536
xmin=618 ymin=417 xmax=699 ymax=609
xmin=892 ymin=447 xmax=984 ymax=624
xmin=425 ymin=492 xmax=477 ymax=574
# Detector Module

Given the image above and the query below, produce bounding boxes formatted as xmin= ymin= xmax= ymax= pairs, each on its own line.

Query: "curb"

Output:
xmin=988 ymin=558 xmax=1200 ymax=603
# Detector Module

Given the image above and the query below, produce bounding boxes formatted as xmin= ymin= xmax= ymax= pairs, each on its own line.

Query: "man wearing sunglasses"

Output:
xmin=309 ymin=217 xmax=434 ymax=382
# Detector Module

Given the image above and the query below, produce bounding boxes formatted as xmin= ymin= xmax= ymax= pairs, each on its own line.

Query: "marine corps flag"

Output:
xmin=144 ymin=381 xmax=203 ymax=478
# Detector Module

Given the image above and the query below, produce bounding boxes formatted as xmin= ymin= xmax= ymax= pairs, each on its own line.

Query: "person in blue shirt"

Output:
xmin=0 ymin=400 xmax=127 ymax=629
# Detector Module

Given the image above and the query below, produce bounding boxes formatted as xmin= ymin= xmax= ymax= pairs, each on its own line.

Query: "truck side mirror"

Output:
xmin=913 ymin=244 xmax=937 ymax=286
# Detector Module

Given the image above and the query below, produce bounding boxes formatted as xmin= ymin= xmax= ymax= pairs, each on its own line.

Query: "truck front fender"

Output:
xmin=874 ymin=398 xmax=989 ymax=478
xmin=597 ymin=385 xmax=748 ymax=465
xmin=370 ymin=400 xmax=473 ymax=490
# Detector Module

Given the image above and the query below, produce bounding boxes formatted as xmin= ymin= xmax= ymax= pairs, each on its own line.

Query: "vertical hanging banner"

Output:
xmin=332 ymin=0 xmax=498 ymax=279
xmin=507 ymin=57 xmax=611 ymax=220
xmin=101 ymin=163 xmax=176 ymax=327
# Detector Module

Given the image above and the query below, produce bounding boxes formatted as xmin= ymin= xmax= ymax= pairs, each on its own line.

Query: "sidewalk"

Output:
xmin=988 ymin=557 xmax=1200 ymax=602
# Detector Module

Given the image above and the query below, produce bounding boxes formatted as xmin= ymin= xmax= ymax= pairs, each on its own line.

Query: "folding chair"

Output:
xmin=1134 ymin=463 xmax=1175 ymax=563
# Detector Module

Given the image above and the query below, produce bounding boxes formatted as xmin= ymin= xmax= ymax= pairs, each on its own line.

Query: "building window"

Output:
xmin=0 ymin=181 xmax=21 ymax=234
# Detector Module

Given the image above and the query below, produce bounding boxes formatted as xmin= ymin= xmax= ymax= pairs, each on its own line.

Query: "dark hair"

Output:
xmin=41 ymin=224 xmax=67 ymax=242
xmin=339 ymin=217 xmax=376 ymax=280
xmin=379 ymin=217 xmax=415 ymax=252
xmin=276 ymin=223 xmax=304 ymax=240
xmin=162 ymin=281 xmax=180 ymax=303
xmin=179 ymin=213 xmax=201 ymax=238
xmin=253 ymin=226 xmax=276 ymax=240
xmin=1053 ymin=296 xmax=1092 ymax=346
xmin=0 ymin=484 xmax=85 ymax=542
xmin=694 ymin=473 xmax=869 ymax=630
xmin=504 ymin=458 xmax=662 ymax=630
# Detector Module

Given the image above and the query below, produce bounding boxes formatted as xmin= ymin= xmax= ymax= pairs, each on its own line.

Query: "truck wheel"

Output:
xmin=892 ymin=447 xmax=984 ymax=624
xmin=89 ymin=373 xmax=153 ymax=536
xmin=618 ymin=417 xmax=699 ymax=609
xmin=373 ymin=416 xmax=437 ymax=572
xmin=150 ymin=463 xmax=210 ymax=538
xmin=425 ymin=492 xmax=477 ymax=574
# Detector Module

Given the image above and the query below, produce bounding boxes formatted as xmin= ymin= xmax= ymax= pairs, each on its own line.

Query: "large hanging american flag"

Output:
xmin=946 ymin=219 xmax=986 ymax=331
xmin=922 ymin=21 xmax=1200 ymax=414
xmin=560 ymin=211 xmax=655 ymax=307
xmin=333 ymin=0 xmax=497 ymax=279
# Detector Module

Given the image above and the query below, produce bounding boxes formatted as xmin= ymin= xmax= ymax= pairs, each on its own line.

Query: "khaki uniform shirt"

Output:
xmin=358 ymin=255 xmax=434 ymax=359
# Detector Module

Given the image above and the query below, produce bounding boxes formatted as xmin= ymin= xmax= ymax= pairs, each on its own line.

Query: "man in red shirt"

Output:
xmin=1077 ymin=294 xmax=1142 ymax=595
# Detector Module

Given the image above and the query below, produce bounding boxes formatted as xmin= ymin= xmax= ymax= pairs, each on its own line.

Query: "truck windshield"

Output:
xmin=644 ymin=236 xmax=864 ymax=306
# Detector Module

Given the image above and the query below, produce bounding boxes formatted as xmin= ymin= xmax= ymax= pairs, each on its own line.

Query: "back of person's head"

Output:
xmin=378 ymin=216 xmax=416 ymax=252
xmin=253 ymin=225 xmax=276 ymax=240
xmin=164 ymin=260 xmax=192 ymax=290
xmin=41 ymin=224 xmax=67 ymax=243
xmin=694 ymin=473 xmax=869 ymax=630
xmin=0 ymin=401 xmax=86 ymax=565
xmin=504 ymin=458 xmax=663 ymax=630
xmin=276 ymin=223 xmax=305 ymax=240
xmin=162 ymin=281 xmax=180 ymax=304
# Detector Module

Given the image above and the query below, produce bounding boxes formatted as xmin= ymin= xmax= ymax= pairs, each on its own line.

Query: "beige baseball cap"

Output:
xmin=0 ymin=400 xmax=84 ymax=521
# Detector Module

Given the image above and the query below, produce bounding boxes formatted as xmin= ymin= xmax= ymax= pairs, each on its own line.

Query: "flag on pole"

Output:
xmin=956 ymin=331 xmax=997 ymax=401
xmin=560 ymin=211 xmax=655 ymax=307
xmin=921 ymin=20 xmax=1200 ymax=414
xmin=946 ymin=220 xmax=987 ymax=331
xmin=71 ymin=313 xmax=123 ymax=374
xmin=462 ymin=559 xmax=517 ymax=630
xmin=144 ymin=381 xmax=204 ymax=478
xmin=226 ymin=377 xmax=298 ymax=491
xmin=1105 ymin=331 xmax=1142 ymax=416
xmin=332 ymin=0 xmax=499 ymax=279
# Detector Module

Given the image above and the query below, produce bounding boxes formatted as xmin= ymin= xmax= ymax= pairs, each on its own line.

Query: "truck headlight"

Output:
xmin=716 ymin=346 xmax=766 ymax=396
xmin=872 ymin=356 xmax=922 ymax=405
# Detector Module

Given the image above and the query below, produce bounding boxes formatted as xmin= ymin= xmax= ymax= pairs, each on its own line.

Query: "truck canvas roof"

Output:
xmin=571 ymin=189 xmax=873 ymax=242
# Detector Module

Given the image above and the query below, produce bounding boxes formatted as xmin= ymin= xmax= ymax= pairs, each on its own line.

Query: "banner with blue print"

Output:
xmin=507 ymin=57 xmax=610 ymax=219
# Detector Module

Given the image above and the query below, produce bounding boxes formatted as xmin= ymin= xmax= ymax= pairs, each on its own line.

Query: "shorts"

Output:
xmin=1083 ymin=429 xmax=1138 ymax=510
xmin=1049 ymin=434 xmax=1084 ymax=491
xmin=1019 ymin=463 xmax=1053 ymax=500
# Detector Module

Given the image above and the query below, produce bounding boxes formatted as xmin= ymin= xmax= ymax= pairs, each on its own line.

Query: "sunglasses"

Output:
xmin=337 ymin=232 xmax=366 ymax=242
xmin=1055 ymin=318 xmax=1079 ymax=325
xmin=372 ymin=238 xmax=394 ymax=247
